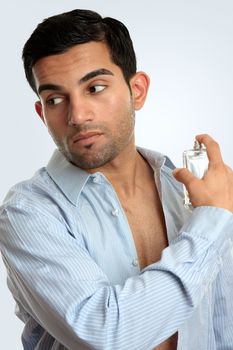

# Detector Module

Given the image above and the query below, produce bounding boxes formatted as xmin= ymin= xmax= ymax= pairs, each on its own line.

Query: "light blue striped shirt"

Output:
xmin=1 ymin=147 xmax=233 ymax=350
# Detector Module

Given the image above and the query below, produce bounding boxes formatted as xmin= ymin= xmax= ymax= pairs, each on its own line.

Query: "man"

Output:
xmin=0 ymin=9 xmax=233 ymax=350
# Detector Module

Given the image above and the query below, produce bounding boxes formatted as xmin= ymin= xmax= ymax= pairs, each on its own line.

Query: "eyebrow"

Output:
xmin=38 ymin=68 xmax=114 ymax=95
xmin=79 ymin=68 xmax=114 ymax=84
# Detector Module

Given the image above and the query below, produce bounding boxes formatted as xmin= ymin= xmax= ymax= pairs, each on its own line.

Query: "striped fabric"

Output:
xmin=0 ymin=147 xmax=233 ymax=350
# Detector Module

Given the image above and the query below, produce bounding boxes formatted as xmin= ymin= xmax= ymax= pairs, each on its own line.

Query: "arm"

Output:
xmin=0 ymin=201 xmax=232 ymax=350
xmin=1 ymin=134 xmax=233 ymax=350
xmin=173 ymin=134 xmax=233 ymax=349
xmin=212 ymin=247 xmax=233 ymax=349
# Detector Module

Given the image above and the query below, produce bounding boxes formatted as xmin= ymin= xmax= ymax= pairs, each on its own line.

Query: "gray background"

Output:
xmin=1 ymin=0 xmax=233 ymax=348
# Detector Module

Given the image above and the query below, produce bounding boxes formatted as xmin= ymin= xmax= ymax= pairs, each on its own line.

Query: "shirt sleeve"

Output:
xmin=0 ymin=201 xmax=233 ymax=350
xmin=212 ymin=246 xmax=233 ymax=348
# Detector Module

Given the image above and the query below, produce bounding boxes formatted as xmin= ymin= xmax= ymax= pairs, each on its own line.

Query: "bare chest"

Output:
xmin=120 ymin=189 xmax=178 ymax=350
xmin=122 ymin=190 xmax=168 ymax=269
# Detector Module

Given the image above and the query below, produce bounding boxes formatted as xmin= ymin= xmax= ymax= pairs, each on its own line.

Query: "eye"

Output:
xmin=89 ymin=85 xmax=106 ymax=94
xmin=46 ymin=97 xmax=64 ymax=106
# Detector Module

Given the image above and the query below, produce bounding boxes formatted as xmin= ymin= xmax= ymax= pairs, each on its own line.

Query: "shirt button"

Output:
xmin=111 ymin=208 xmax=119 ymax=216
xmin=93 ymin=175 xmax=101 ymax=183
xmin=132 ymin=258 xmax=139 ymax=267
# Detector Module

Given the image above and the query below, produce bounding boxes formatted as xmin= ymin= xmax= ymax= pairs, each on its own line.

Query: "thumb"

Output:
xmin=173 ymin=168 xmax=196 ymax=187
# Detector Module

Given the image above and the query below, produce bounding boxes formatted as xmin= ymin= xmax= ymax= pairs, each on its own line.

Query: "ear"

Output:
xmin=35 ymin=101 xmax=45 ymax=124
xmin=130 ymin=72 xmax=150 ymax=110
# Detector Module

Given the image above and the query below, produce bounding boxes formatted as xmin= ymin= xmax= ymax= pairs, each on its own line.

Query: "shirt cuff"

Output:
xmin=181 ymin=206 xmax=233 ymax=252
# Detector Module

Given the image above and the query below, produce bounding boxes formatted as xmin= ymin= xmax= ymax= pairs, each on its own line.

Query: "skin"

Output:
xmin=33 ymin=41 xmax=150 ymax=191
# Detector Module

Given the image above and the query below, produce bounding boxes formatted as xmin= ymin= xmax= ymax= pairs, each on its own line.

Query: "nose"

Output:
xmin=68 ymin=95 xmax=94 ymax=127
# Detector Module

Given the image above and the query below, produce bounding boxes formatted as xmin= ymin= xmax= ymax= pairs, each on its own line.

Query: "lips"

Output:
xmin=72 ymin=132 xmax=103 ymax=144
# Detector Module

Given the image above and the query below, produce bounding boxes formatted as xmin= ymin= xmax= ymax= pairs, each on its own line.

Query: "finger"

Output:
xmin=225 ymin=164 xmax=233 ymax=173
xmin=195 ymin=134 xmax=223 ymax=165
xmin=173 ymin=168 xmax=196 ymax=187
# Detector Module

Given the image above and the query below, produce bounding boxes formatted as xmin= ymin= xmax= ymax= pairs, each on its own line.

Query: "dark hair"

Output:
xmin=22 ymin=9 xmax=137 ymax=94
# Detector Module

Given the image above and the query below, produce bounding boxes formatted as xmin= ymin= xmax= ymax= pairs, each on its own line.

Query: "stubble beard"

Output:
xmin=53 ymin=104 xmax=135 ymax=170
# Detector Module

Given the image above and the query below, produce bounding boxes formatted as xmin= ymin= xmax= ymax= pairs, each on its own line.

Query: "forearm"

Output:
xmin=212 ymin=246 xmax=233 ymax=349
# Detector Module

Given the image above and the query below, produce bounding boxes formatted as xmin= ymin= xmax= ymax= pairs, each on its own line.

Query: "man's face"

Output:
xmin=33 ymin=42 xmax=147 ymax=170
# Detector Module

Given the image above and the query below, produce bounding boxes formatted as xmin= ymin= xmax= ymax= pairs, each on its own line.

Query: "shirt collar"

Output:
xmin=46 ymin=148 xmax=167 ymax=206
xmin=46 ymin=149 xmax=91 ymax=205
xmin=137 ymin=146 xmax=166 ymax=171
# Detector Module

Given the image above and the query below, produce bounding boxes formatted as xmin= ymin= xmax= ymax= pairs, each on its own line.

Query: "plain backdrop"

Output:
xmin=1 ymin=0 xmax=233 ymax=348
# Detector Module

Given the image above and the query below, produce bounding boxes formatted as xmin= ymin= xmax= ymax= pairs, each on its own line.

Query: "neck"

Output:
xmin=89 ymin=143 xmax=154 ymax=198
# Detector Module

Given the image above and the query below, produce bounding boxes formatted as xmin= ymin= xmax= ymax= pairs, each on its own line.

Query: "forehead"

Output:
xmin=32 ymin=41 xmax=122 ymax=89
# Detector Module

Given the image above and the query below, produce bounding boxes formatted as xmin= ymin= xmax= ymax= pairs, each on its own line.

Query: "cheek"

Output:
xmin=108 ymin=99 xmax=134 ymax=133
xmin=43 ymin=116 xmax=68 ymax=142
xmin=102 ymin=91 xmax=132 ymax=116
xmin=42 ymin=106 xmax=68 ymax=129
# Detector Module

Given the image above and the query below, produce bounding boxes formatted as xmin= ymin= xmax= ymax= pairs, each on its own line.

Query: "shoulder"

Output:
xmin=2 ymin=167 xmax=56 ymax=207
xmin=0 ymin=167 xmax=80 ymax=248
xmin=0 ymin=167 xmax=74 ymax=223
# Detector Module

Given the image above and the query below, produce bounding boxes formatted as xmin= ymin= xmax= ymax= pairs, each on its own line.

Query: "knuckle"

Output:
xmin=201 ymin=133 xmax=210 ymax=141
xmin=186 ymin=176 xmax=199 ymax=188
xmin=203 ymin=133 xmax=210 ymax=139
xmin=224 ymin=164 xmax=232 ymax=172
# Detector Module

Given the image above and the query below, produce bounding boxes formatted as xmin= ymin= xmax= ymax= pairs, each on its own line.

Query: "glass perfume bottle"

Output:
xmin=183 ymin=140 xmax=209 ymax=210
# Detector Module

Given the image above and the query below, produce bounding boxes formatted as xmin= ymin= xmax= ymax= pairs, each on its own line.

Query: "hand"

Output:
xmin=173 ymin=134 xmax=233 ymax=213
